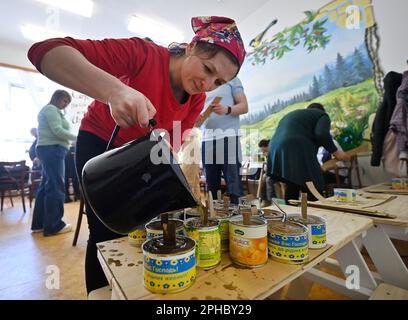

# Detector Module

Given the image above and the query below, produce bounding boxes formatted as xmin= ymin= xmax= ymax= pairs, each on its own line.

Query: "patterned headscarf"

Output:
xmin=191 ymin=16 xmax=246 ymax=66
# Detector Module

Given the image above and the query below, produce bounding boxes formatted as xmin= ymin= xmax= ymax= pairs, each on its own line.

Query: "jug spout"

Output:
xmin=82 ymin=134 xmax=197 ymax=234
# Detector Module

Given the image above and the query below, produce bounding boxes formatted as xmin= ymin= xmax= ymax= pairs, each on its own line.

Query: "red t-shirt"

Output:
xmin=28 ymin=37 xmax=205 ymax=148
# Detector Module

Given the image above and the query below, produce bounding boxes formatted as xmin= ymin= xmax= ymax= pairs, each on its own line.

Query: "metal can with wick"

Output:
xmin=238 ymin=205 xmax=264 ymax=219
xmin=229 ymin=215 xmax=268 ymax=268
xmin=213 ymin=207 xmax=233 ymax=252
xmin=287 ymin=214 xmax=327 ymax=249
xmin=145 ymin=218 xmax=185 ymax=240
xmin=142 ymin=236 xmax=196 ymax=294
xmin=268 ymin=220 xmax=309 ymax=264
xmin=128 ymin=225 xmax=147 ymax=247
xmin=184 ymin=218 xmax=221 ymax=269
xmin=262 ymin=208 xmax=284 ymax=222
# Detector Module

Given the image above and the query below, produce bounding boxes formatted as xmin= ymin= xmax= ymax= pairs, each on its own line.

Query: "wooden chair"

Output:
xmin=0 ymin=161 xmax=30 ymax=213
xmin=72 ymin=187 xmax=86 ymax=246
xmin=29 ymin=169 xmax=42 ymax=208
xmin=324 ymin=156 xmax=363 ymax=197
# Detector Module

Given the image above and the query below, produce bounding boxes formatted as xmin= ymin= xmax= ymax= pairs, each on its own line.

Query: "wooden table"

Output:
xmin=97 ymin=207 xmax=375 ymax=300
xmin=288 ymin=189 xmax=408 ymax=296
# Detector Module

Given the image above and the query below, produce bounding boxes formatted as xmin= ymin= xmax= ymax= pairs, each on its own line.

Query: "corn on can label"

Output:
xmin=186 ymin=227 xmax=221 ymax=269
xmin=309 ymin=224 xmax=327 ymax=249
xmin=143 ymin=250 xmax=196 ymax=293
xmin=268 ymin=233 xmax=308 ymax=264
xmin=229 ymin=224 xmax=268 ymax=267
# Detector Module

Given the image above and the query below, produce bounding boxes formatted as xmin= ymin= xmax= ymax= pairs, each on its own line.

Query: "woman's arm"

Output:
xmin=28 ymin=39 xmax=156 ymax=128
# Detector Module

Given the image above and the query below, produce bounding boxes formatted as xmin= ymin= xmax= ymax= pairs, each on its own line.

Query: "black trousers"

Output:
xmin=75 ymin=130 xmax=122 ymax=294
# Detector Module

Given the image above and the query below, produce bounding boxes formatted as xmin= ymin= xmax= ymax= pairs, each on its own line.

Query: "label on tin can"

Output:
xmin=186 ymin=226 xmax=221 ymax=269
xmin=268 ymin=232 xmax=308 ymax=264
xmin=334 ymin=188 xmax=356 ymax=202
xmin=128 ymin=228 xmax=147 ymax=246
xmin=309 ymin=223 xmax=326 ymax=249
xmin=229 ymin=223 xmax=268 ymax=267
xmin=143 ymin=250 xmax=196 ymax=294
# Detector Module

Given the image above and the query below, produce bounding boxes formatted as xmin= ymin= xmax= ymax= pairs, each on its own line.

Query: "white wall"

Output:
xmin=0 ymin=42 xmax=33 ymax=69
xmin=1 ymin=0 xmax=406 ymax=74
xmin=373 ymin=0 xmax=408 ymax=73
xmin=240 ymin=0 xmax=408 ymax=75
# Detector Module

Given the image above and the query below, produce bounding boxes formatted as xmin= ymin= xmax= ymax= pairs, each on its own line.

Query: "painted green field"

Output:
xmin=241 ymin=79 xmax=379 ymax=156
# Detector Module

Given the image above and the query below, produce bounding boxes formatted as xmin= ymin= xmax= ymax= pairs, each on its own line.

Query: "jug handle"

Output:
xmin=106 ymin=119 xmax=157 ymax=151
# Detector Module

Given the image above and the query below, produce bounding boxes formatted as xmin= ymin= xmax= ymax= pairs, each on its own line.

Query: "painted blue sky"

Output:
xmin=240 ymin=19 xmax=368 ymax=114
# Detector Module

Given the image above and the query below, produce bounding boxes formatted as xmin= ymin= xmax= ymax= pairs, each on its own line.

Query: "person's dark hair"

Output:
xmin=168 ymin=41 xmax=240 ymax=72
xmin=307 ymin=102 xmax=325 ymax=112
xmin=258 ymin=139 xmax=270 ymax=148
xmin=49 ymin=90 xmax=71 ymax=106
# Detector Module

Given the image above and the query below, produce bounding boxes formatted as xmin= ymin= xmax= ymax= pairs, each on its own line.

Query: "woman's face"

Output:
xmin=57 ymin=97 xmax=71 ymax=110
xmin=180 ymin=45 xmax=238 ymax=95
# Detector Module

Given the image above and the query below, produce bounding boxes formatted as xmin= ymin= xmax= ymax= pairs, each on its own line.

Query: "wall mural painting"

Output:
xmin=240 ymin=0 xmax=383 ymax=157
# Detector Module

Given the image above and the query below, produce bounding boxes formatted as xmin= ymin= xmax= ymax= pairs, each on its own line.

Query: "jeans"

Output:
xmin=202 ymin=137 xmax=243 ymax=204
xmin=75 ymin=130 xmax=122 ymax=294
xmin=31 ymin=145 xmax=68 ymax=235
xmin=65 ymin=147 xmax=80 ymax=200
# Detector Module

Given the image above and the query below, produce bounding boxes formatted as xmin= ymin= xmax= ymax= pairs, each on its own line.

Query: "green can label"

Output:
xmin=186 ymin=227 xmax=221 ymax=269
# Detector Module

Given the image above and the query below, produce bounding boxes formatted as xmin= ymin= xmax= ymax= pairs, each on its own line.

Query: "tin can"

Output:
xmin=213 ymin=201 xmax=239 ymax=215
xmin=214 ymin=208 xmax=233 ymax=252
xmin=238 ymin=196 xmax=261 ymax=208
xmin=262 ymin=208 xmax=284 ymax=222
xmin=333 ymin=188 xmax=356 ymax=202
xmin=392 ymin=178 xmax=407 ymax=190
xmin=145 ymin=219 xmax=185 ymax=240
xmin=287 ymin=214 xmax=327 ymax=249
xmin=237 ymin=205 xmax=264 ymax=219
xmin=229 ymin=215 xmax=268 ymax=268
xmin=184 ymin=218 xmax=221 ymax=269
xmin=128 ymin=225 xmax=147 ymax=247
xmin=268 ymin=221 xmax=309 ymax=264
xmin=142 ymin=236 xmax=196 ymax=293
xmin=183 ymin=208 xmax=200 ymax=220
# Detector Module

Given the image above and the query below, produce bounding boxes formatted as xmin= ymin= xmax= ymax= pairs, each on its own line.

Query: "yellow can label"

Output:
xmin=229 ymin=224 xmax=268 ymax=267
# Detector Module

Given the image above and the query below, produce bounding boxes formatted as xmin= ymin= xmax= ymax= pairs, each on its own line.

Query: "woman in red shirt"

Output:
xmin=28 ymin=16 xmax=246 ymax=294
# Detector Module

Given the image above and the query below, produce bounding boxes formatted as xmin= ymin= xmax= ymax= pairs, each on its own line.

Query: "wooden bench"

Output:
xmin=369 ymin=283 xmax=408 ymax=300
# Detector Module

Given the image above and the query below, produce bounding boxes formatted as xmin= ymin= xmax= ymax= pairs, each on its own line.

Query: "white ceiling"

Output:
xmin=0 ymin=0 xmax=270 ymax=50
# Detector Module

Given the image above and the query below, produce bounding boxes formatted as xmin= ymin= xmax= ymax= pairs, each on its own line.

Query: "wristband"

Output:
xmin=226 ymin=106 xmax=232 ymax=115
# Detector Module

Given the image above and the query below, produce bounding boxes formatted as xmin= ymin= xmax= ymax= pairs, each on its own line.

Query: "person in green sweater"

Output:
xmin=31 ymin=90 xmax=77 ymax=236
xmin=267 ymin=103 xmax=350 ymax=202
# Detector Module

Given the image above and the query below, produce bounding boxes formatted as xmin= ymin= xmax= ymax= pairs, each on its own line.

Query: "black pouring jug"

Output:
xmin=81 ymin=120 xmax=198 ymax=234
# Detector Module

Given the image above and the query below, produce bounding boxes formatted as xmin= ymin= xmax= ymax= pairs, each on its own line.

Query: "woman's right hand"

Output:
xmin=107 ymin=85 xmax=156 ymax=128
xmin=333 ymin=150 xmax=351 ymax=161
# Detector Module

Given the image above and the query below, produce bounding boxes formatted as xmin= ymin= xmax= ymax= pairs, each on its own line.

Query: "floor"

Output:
xmin=0 ymin=198 xmax=88 ymax=299
xmin=0 ymin=197 xmax=406 ymax=300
